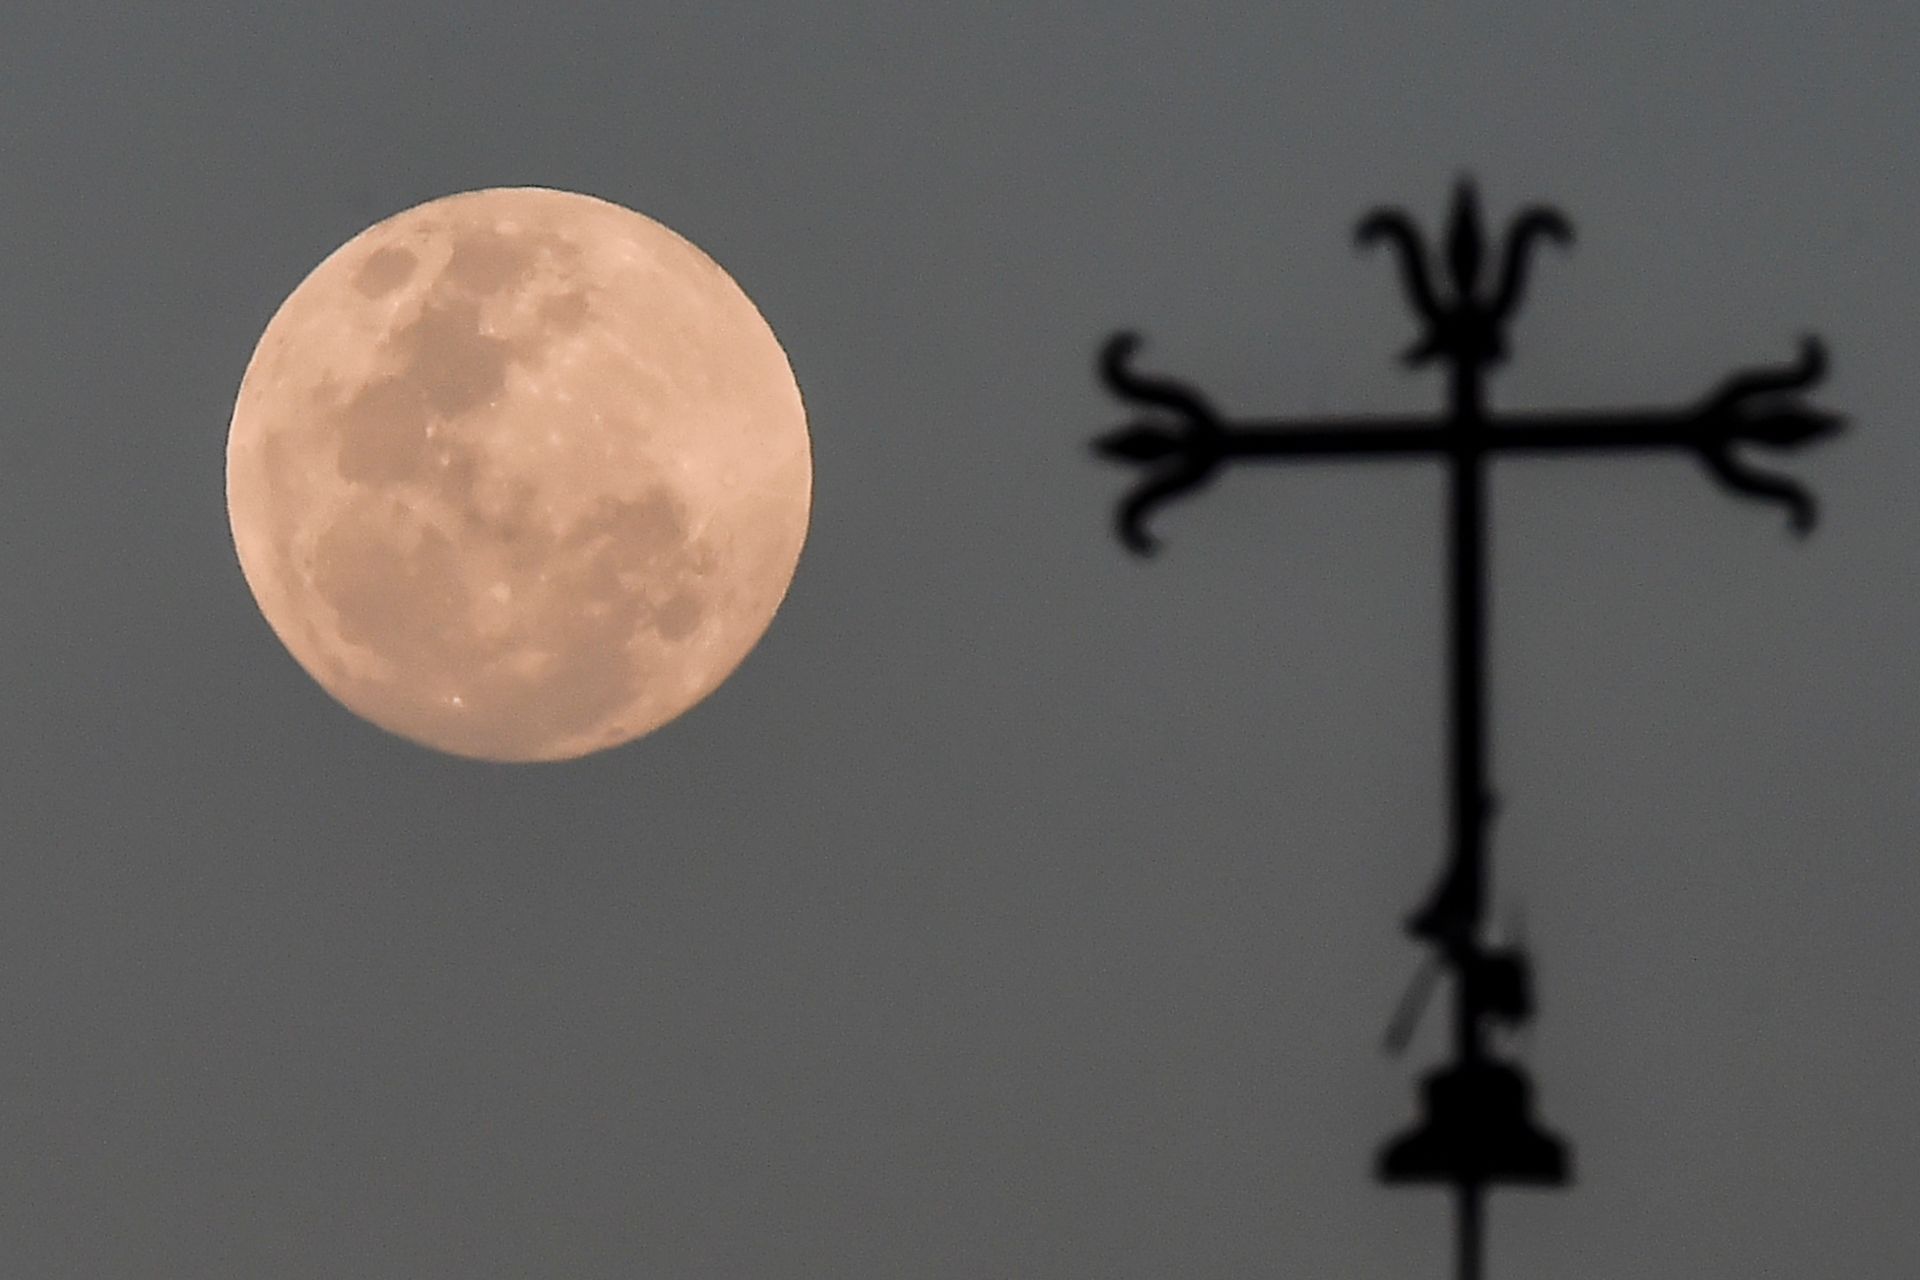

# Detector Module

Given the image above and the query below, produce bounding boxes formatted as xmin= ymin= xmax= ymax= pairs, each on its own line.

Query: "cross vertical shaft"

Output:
xmin=1448 ymin=357 xmax=1491 ymax=1072
xmin=1448 ymin=359 xmax=1492 ymax=1280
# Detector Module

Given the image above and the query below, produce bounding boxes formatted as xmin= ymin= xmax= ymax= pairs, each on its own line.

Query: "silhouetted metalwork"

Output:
xmin=1089 ymin=179 xmax=1843 ymax=1280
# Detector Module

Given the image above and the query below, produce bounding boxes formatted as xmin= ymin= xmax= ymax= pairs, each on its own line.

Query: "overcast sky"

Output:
xmin=2 ymin=3 xmax=1916 ymax=1277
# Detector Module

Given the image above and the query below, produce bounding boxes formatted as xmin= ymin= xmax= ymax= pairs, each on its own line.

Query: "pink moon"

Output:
xmin=226 ymin=187 xmax=812 ymax=762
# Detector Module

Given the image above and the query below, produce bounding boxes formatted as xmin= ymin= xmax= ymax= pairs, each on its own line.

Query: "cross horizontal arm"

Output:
xmin=1184 ymin=406 xmax=1832 ymax=460
xmin=1094 ymin=334 xmax=1842 ymax=554
xmin=1493 ymin=409 xmax=1827 ymax=453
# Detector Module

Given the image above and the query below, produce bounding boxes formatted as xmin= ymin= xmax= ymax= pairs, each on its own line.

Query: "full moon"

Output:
xmin=226 ymin=188 xmax=811 ymax=762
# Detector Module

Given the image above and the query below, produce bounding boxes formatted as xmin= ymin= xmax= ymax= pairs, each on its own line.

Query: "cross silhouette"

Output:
xmin=1089 ymin=179 xmax=1844 ymax=1280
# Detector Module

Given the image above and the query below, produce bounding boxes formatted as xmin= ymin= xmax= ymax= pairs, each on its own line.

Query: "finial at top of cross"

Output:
xmin=1355 ymin=177 xmax=1574 ymax=371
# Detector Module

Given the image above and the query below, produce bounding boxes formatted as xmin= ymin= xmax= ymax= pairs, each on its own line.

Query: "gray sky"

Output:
xmin=3 ymin=3 xmax=1916 ymax=1276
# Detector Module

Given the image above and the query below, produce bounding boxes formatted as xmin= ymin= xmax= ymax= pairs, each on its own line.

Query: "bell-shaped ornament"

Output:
xmin=1377 ymin=1058 xmax=1571 ymax=1187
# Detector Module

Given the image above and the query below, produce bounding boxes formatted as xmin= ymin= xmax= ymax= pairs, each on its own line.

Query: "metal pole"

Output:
xmin=1457 ymin=1182 xmax=1485 ymax=1280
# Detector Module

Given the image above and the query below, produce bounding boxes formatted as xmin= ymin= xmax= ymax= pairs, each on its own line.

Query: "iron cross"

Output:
xmin=1089 ymin=179 xmax=1843 ymax=1280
